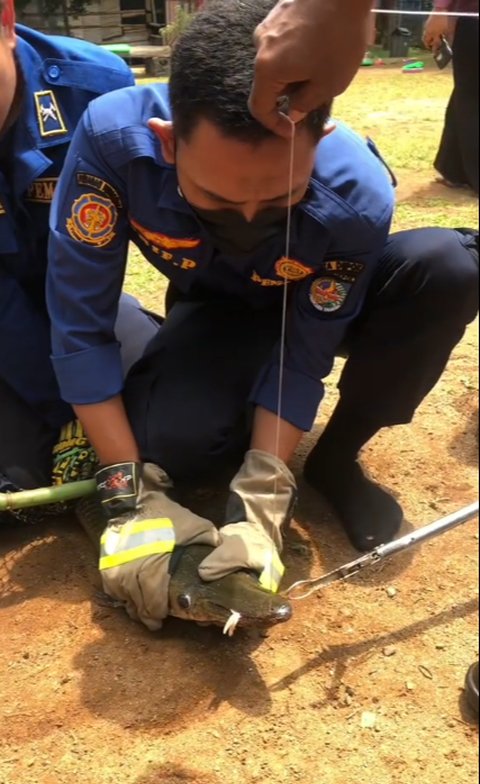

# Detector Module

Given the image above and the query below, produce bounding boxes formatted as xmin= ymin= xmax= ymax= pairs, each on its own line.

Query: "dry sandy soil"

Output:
xmin=0 ymin=68 xmax=478 ymax=784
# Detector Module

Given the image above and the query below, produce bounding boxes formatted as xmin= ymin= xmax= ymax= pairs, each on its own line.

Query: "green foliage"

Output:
xmin=161 ymin=6 xmax=194 ymax=48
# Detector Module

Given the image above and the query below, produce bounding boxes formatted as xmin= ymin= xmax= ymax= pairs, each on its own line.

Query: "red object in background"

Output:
xmin=1 ymin=0 xmax=15 ymax=28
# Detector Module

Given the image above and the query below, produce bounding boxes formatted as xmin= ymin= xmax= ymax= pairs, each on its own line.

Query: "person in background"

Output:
xmin=0 ymin=0 xmax=158 ymax=524
xmin=423 ymin=0 xmax=479 ymax=193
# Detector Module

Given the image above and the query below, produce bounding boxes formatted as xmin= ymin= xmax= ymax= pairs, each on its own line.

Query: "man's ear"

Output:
xmin=148 ymin=118 xmax=175 ymax=164
xmin=3 ymin=24 xmax=17 ymax=50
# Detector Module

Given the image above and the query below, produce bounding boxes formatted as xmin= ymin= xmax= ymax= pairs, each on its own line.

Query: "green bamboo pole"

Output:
xmin=0 ymin=479 xmax=96 ymax=511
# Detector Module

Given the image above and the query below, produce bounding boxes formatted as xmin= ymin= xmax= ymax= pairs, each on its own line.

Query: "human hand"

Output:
xmin=423 ymin=14 xmax=451 ymax=50
xmin=97 ymin=462 xmax=220 ymax=630
xmin=198 ymin=450 xmax=297 ymax=591
xmin=249 ymin=0 xmax=373 ymax=137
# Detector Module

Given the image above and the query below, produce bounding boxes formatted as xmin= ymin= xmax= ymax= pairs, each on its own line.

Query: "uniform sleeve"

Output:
xmin=249 ymin=250 xmax=384 ymax=431
xmin=0 ymin=270 xmax=71 ymax=428
xmin=47 ymin=108 xmax=129 ymax=406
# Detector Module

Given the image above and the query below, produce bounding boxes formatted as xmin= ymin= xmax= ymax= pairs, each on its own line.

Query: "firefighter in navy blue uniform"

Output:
xmin=0 ymin=5 xmax=159 ymax=509
xmin=46 ymin=0 xmax=478 ymax=630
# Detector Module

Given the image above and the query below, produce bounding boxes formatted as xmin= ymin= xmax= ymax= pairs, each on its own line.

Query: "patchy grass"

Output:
xmin=125 ymin=67 xmax=478 ymax=313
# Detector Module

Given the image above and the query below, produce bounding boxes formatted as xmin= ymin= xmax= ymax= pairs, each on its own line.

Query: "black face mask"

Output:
xmin=193 ymin=205 xmax=289 ymax=256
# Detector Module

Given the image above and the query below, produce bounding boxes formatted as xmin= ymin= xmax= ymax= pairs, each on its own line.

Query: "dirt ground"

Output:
xmin=1 ymin=68 xmax=479 ymax=784
xmin=1 ymin=327 xmax=477 ymax=784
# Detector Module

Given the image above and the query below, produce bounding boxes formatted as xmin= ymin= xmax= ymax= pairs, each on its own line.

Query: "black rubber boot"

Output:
xmin=303 ymin=404 xmax=403 ymax=551
xmin=465 ymin=662 xmax=479 ymax=719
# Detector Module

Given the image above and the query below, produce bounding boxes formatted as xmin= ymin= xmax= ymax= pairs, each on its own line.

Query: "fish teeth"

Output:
xmin=223 ymin=610 xmax=242 ymax=637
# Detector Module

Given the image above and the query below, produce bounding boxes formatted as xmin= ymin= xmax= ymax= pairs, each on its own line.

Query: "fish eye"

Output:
xmin=178 ymin=594 xmax=192 ymax=610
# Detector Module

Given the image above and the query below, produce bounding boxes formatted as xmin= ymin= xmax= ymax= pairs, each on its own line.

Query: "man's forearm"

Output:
xmin=251 ymin=406 xmax=304 ymax=464
xmin=74 ymin=396 xmax=140 ymax=466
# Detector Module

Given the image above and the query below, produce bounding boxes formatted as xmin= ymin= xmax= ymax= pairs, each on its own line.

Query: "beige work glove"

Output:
xmin=198 ymin=450 xmax=297 ymax=592
xmin=97 ymin=462 xmax=220 ymax=630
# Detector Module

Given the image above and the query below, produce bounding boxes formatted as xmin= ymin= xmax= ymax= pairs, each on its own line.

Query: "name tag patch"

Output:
xmin=26 ymin=178 xmax=58 ymax=203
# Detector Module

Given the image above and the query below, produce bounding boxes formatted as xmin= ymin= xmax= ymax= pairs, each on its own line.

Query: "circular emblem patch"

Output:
xmin=309 ymin=277 xmax=350 ymax=312
xmin=275 ymin=257 xmax=313 ymax=281
xmin=66 ymin=193 xmax=117 ymax=247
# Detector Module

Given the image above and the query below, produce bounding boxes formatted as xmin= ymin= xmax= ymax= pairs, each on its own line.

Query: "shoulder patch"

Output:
xmin=77 ymin=173 xmax=123 ymax=210
xmin=66 ymin=193 xmax=117 ymax=247
xmin=309 ymin=277 xmax=351 ymax=313
xmin=0 ymin=200 xmax=6 ymax=216
xmin=34 ymin=91 xmax=67 ymax=138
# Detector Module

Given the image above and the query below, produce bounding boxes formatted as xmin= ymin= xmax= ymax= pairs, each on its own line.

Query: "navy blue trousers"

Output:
xmin=123 ymin=228 xmax=479 ymax=481
xmin=0 ymin=294 xmax=159 ymax=491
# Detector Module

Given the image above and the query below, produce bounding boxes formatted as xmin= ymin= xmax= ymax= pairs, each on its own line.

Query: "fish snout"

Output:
xmin=271 ymin=601 xmax=292 ymax=624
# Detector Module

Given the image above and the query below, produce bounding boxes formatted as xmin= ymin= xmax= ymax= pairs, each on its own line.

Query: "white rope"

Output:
xmin=270 ymin=116 xmax=295 ymax=589
xmin=372 ymin=9 xmax=479 ymax=17
xmin=273 ymin=116 xmax=296 ymax=471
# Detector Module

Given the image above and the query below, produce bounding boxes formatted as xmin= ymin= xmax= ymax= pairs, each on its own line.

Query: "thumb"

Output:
xmin=287 ymin=81 xmax=331 ymax=116
xmin=198 ymin=531 xmax=259 ymax=581
xmin=248 ymin=77 xmax=300 ymax=139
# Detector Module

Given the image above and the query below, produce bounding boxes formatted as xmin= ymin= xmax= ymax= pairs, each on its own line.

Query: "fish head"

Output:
xmin=168 ymin=545 xmax=292 ymax=631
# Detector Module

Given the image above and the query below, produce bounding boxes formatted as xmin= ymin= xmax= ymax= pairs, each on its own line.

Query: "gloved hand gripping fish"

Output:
xmin=76 ymin=461 xmax=292 ymax=636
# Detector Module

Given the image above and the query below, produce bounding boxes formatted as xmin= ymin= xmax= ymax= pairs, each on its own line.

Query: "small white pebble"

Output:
xmin=361 ymin=711 xmax=377 ymax=729
xmin=386 ymin=587 xmax=397 ymax=598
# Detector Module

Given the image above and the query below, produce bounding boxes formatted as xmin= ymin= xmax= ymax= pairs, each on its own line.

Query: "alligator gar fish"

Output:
xmin=167 ymin=543 xmax=292 ymax=633
xmin=75 ymin=497 xmax=292 ymax=635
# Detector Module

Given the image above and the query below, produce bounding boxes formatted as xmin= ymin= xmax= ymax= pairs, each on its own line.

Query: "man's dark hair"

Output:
xmin=169 ymin=0 xmax=332 ymax=143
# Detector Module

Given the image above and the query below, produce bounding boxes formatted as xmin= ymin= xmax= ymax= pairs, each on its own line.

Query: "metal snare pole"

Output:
xmin=0 ymin=479 xmax=96 ymax=512
xmin=286 ymin=501 xmax=479 ymax=600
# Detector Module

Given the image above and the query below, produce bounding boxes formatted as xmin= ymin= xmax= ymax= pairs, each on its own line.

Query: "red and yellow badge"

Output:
xmin=309 ymin=277 xmax=351 ymax=312
xmin=67 ymin=193 xmax=117 ymax=247
xmin=130 ymin=216 xmax=201 ymax=251
xmin=275 ymin=257 xmax=313 ymax=281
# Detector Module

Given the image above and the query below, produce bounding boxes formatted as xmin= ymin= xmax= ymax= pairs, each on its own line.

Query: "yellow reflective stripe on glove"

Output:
xmin=99 ymin=517 xmax=175 ymax=571
xmin=258 ymin=549 xmax=285 ymax=593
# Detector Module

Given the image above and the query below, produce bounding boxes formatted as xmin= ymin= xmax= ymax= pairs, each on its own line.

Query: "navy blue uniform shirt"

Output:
xmin=48 ymin=84 xmax=395 ymax=431
xmin=0 ymin=25 xmax=134 ymax=427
